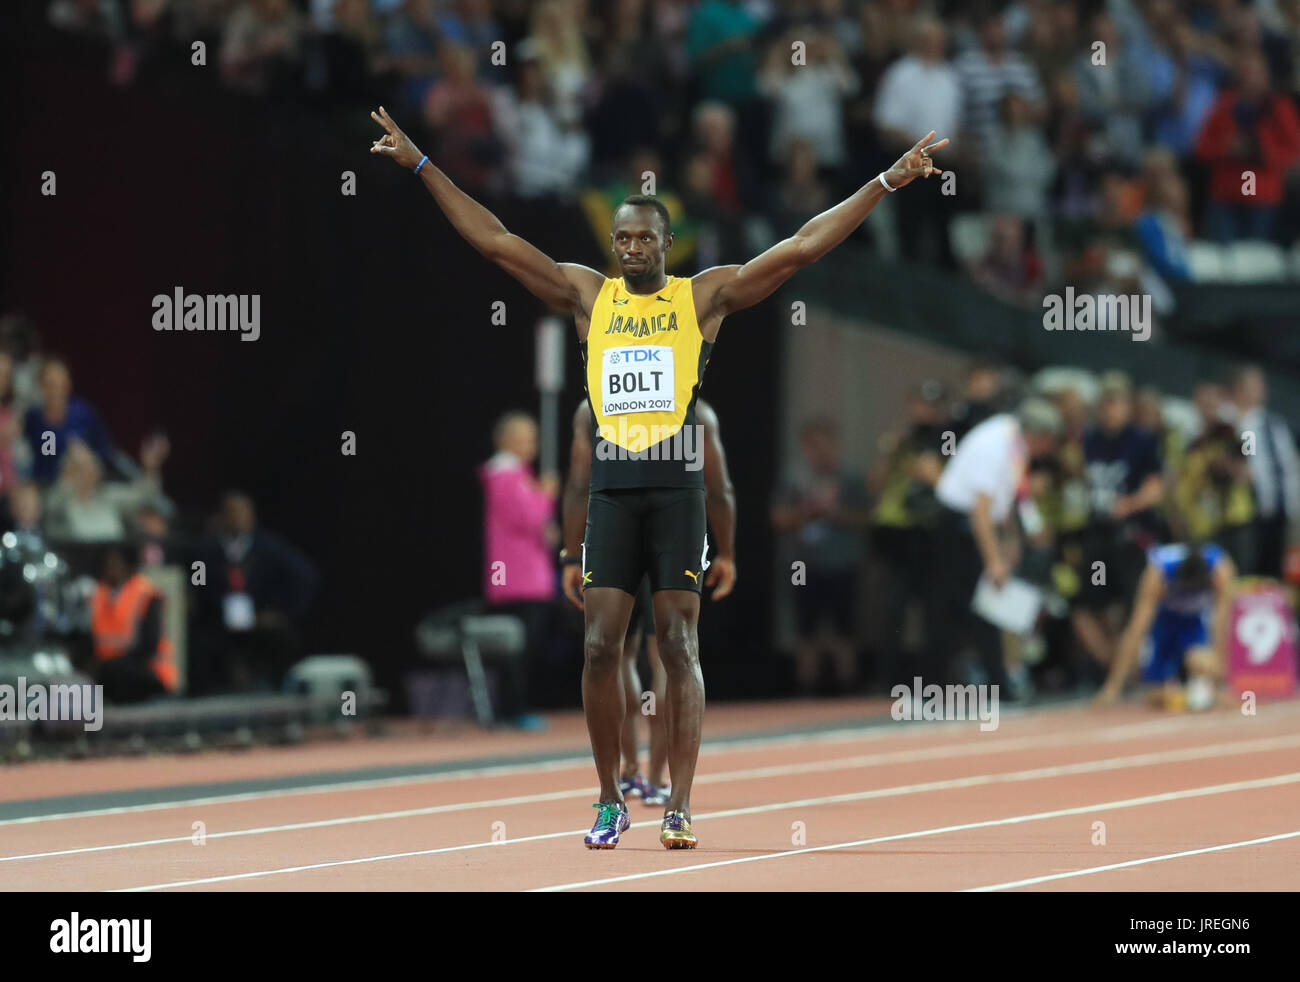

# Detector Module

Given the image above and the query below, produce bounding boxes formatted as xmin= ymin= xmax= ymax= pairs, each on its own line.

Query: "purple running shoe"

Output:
xmin=583 ymin=801 xmax=631 ymax=849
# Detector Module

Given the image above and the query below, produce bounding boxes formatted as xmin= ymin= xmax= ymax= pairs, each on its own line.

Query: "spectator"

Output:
xmin=0 ymin=313 xmax=42 ymax=412
xmin=5 ymin=480 xmax=44 ymax=539
xmin=680 ymin=148 xmax=745 ymax=268
xmin=135 ymin=498 xmax=182 ymax=569
xmin=1175 ymin=381 xmax=1256 ymax=571
xmin=44 ymin=436 xmax=170 ymax=544
xmin=22 ymin=357 xmax=115 ymax=486
xmin=685 ymin=0 xmax=761 ymax=107
xmin=0 ymin=349 xmax=21 ymax=497
xmin=381 ymin=0 xmax=441 ymax=107
xmin=309 ymin=0 xmax=387 ymax=104
xmin=1195 ymin=48 xmax=1300 ymax=242
xmin=480 ymin=411 xmax=558 ymax=729
xmin=492 ymin=40 xmax=590 ymax=200
xmin=954 ymin=8 xmax=1045 ymax=166
xmin=968 ymin=214 xmax=1045 ymax=308
xmin=437 ymin=0 xmax=502 ymax=66
xmin=950 ymin=359 xmax=1006 ymax=441
xmin=873 ymin=17 xmax=960 ymax=164
xmin=87 ymin=542 xmax=179 ymax=703
xmin=758 ymin=26 xmax=860 ymax=183
xmin=982 ymin=91 xmax=1056 ymax=221
xmin=220 ymin=0 xmax=305 ymax=96
xmin=1072 ymin=372 xmax=1164 ymax=676
xmin=688 ymin=100 xmax=762 ymax=220
xmin=0 ymin=481 xmax=52 ymax=640
xmin=1228 ymin=365 xmax=1300 ymax=578
xmin=1135 ymin=160 xmax=1194 ymax=282
xmin=1141 ymin=1 xmax=1228 ymax=157
xmin=1021 ymin=0 xmax=1079 ymax=86
xmin=1073 ymin=10 xmax=1161 ymax=170
xmin=528 ymin=0 xmax=593 ymax=130
xmin=585 ymin=0 xmax=670 ymax=173
xmin=771 ymin=417 xmax=871 ymax=696
xmin=422 ymin=41 xmax=503 ymax=194
xmin=767 ymin=138 xmax=831 ymax=235
xmin=867 ymin=379 xmax=947 ymax=690
xmin=873 ymin=15 xmax=960 ymax=265
xmin=192 ymin=491 xmax=319 ymax=694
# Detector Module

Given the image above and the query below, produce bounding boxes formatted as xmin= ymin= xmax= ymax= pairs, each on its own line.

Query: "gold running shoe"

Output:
xmin=660 ymin=810 xmax=697 ymax=849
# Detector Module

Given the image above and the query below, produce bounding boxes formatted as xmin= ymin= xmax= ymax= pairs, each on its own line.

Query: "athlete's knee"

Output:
xmin=584 ymin=625 xmax=624 ymax=675
xmin=654 ymin=613 xmax=699 ymax=671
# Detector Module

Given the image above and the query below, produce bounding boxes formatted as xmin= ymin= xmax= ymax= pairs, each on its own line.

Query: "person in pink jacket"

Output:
xmin=478 ymin=411 xmax=559 ymax=729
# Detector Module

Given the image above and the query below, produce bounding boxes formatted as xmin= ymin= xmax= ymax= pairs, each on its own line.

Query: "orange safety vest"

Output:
xmin=90 ymin=573 xmax=179 ymax=692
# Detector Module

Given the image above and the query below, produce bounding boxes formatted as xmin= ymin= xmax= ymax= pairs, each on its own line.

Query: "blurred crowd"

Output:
xmin=773 ymin=359 xmax=1300 ymax=698
xmin=44 ymin=0 xmax=1300 ymax=305
xmin=0 ymin=313 xmax=319 ymax=703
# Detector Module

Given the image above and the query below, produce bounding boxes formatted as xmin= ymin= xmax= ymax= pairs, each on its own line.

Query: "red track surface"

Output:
xmin=3 ymin=696 xmax=1298 ymax=891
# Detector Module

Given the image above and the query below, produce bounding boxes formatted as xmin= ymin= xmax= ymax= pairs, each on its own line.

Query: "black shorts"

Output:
xmin=583 ymin=487 xmax=708 ymax=596
xmin=625 ymin=576 xmax=655 ymax=640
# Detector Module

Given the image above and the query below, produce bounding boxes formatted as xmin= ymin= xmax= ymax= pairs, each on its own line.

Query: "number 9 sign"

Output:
xmin=1236 ymin=606 xmax=1285 ymax=665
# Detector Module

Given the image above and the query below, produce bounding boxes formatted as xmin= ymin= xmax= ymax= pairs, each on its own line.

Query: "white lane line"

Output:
xmin=4 ymin=703 xmax=1279 ymax=828
xmin=965 ymin=830 xmax=1300 ymax=892
xmin=9 ymin=726 xmax=1299 ymax=865
xmin=110 ymin=736 xmax=1300 ymax=891
xmin=529 ymin=772 xmax=1300 ymax=892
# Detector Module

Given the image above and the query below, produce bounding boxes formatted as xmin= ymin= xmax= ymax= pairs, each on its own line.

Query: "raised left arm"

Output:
xmin=693 ymin=131 xmax=947 ymax=338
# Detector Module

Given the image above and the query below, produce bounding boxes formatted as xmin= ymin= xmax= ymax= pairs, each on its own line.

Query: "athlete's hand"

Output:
xmin=369 ymin=106 xmax=424 ymax=170
xmin=883 ymin=131 xmax=948 ymax=190
xmin=562 ymin=563 xmax=584 ymax=610
xmin=706 ymin=555 xmax=736 ymax=600
xmin=1092 ymin=683 xmax=1121 ymax=707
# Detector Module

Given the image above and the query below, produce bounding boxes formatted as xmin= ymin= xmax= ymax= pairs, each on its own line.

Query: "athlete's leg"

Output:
xmin=645 ymin=635 xmax=669 ymax=787
xmin=652 ymin=588 xmax=703 ymax=818
xmin=644 ymin=487 xmax=706 ymax=843
xmin=620 ymin=629 xmax=643 ymax=779
xmin=580 ymin=491 xmax=645 ymax=815
xmin=584 ymin=588 xmax=637 ymax=805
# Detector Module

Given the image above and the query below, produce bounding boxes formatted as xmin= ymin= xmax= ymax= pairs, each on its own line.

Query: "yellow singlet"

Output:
xmin=582 ymin=275 xmax=713 ymax=490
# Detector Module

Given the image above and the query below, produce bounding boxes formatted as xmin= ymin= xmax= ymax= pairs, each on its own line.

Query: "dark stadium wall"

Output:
xmin=4 ymin=39 xmax=781 ymax=704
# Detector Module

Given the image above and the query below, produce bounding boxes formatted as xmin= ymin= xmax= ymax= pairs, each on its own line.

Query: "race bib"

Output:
xmin=600 ymin=346 xmax=675 ymax=416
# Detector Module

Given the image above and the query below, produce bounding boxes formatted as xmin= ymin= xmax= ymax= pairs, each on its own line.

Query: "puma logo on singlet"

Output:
xmin=683 ymin=569 xmax=699 ymax=582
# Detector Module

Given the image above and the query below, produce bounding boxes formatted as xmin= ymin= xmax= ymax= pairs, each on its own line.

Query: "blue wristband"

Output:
xmin=413 ymin=155 xmax=429 ymax=175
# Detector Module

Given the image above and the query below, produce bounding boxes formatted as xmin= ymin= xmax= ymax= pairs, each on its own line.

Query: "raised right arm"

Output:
xmin=369 ymin=106 xmax=603 ymax=314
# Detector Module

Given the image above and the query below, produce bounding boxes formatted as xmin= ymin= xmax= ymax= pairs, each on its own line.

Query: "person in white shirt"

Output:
xmin=933 ymin=397 xmax=1063 ymax=696
xmin=873 ymin=17 xmax=960 ymax=265
xmin=1229 ymin=365 xmax=1300 ymax=578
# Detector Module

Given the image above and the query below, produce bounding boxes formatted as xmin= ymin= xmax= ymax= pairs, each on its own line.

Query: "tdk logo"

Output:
xmin=610 ymin=348 xmax=662 ymax=365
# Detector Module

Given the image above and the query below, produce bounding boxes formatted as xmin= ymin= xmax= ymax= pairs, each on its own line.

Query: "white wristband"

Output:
xmin=878 ymin=172 xmax=897 ymax=192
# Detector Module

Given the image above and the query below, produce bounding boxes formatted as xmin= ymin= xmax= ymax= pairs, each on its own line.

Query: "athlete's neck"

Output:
xmin=621 ymin=274 xmax=667 ymax=295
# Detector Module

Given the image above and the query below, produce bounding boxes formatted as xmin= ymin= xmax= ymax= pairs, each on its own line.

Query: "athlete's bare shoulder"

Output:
xmin=690 ymin=266 xmax=742 ymax=341
xmin=558 ymin=264 xmax=606 ymax=316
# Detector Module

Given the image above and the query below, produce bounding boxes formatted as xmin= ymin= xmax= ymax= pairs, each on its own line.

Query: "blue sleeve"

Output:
xmin=1134 ymin=213 xmax=1188 ymax=281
